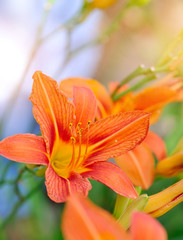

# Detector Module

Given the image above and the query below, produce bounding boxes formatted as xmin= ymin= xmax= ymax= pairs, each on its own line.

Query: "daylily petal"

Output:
xmin=156 ymin=152 xmax=183 ymax=177
xmin=145 ymin=180 xmax=183 ymax=217
xmin=0 ymin=134 xmax=48 ymax=165
xmin=131 ymin=212 xmax=167 ymax=240
xmin=134 ymin=86 xmax=176 ymax=111
xmin=109 ymin=82 xmax=134 ymax=114
xmin=108 ymin=82 xmax=128 ymax=94
xmin=82 ymin=161 xmax=138 ymax=199
xmin=84 ymin=111 xmax=150 ymax=164
xmin=144 ymin=131 xmax=166 ymax=160
xmin=30 ymin=71 xmax=75 ymax=154
xmin=62 ymin=194 xmax=129 ymax=240
xmin=45 ymin=164 xmax=91 ymax=203
xmin=73 ymin=86 xmax=97 ymax=128
xmin=156 ymin=137 xmax=183 ymax=177
xmin=133 ymin=86 xmax=176 ymax=124
xmin=115 ymin=144 xmax=155 ymax=189
xmin=59 ymin=77 xmax=113 ymax=117
xmin=112 ymin=96 xmax=134 ymax=115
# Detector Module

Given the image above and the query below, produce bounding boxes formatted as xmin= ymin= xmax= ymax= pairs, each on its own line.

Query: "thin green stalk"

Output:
xmin=40 ymin=3 xmax=92 ymax=44
xmin=0 ymin=179 xmax=44 ymax=230
xmin=111 ymin=65 xmax=146 ymax=98
xmin=14 ymin=167 xmax=28 ymax=200
xmin=67 ymin=3 xmax=128 ymax=60
xmin=0 ymin=165 xmax=35 ymax=187
xmin=0 ymin=179 xmax=15 ymax=186
xmin=111 ymin=64 xmax=170 ymax=99
xmin=113 ymin=73 xmax=156 ymax=101
xmin=97 ymin=4 xmax=127 ymax=44
xmin=0 ymin=162 xmax=14 ymax=182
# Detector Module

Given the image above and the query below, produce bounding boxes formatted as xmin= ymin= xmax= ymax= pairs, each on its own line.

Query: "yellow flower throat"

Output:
xmin=50 ymin=122 xmax=91 ymax=179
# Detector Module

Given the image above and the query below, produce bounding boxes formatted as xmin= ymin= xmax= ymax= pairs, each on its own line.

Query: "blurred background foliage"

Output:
xmin=0 ymin=0 xmax=183 ymax=239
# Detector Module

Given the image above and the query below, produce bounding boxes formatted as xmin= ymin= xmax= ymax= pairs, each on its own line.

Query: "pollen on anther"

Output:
xmin=70 ymin=136 xmax=76 ymax=143
xmin=87 ymin=120 xmax=92 ymax=126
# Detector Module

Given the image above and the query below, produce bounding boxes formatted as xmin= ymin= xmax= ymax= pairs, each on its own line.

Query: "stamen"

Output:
xmin=87 ymin=121 xmax=92 ymax=126
xmin=70 ymin=136 xmax=76 ymax=143
xmin=83 ymin=121 xmax=91 ymax=161
xmin=77 ymin=122 xmax=82 ymax=129
xmin=68 ymin=136 xmax=76 ymax=169
xmin=74 ymin=123 xmax=84 ymax=168
xmin=69 ymin=122 xmax=73 ymax=136
xmin=74 ymin=132 xmax=82 ymax=168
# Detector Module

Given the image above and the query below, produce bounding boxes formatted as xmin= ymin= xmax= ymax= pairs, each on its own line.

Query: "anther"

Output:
xmin=68 ymin=136 xmax=76 ymax=169
xmin=87 ymin=120 xmax=91 ymax=126
xmin=70 ymin=136 xmax=76 ymax=143
xmin=82 ymin=120 xmax=92 ymax=161
xmin=77 ymin=122 xmax=82 ymax=128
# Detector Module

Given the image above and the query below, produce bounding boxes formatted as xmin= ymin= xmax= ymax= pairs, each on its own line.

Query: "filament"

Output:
xmin=83 ymin=121 xmax=91 ymax=161
xmin=68 ymin=136 xmax=76 ymax=169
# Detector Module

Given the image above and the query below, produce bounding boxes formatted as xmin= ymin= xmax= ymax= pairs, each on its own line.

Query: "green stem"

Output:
xmin=111 ymin=65 xmax=146 ymax=98
xmin=0 ymin=179 xmax=15 ymax=186
xmin=40 ymin=3 xmax=91 ymax=44
xmin=68 ymin=3 xmax=128 ymax=59
xmin=97 ymin=5 xmax=127 ymax=44
xmin=0 ymin=166 xmax=35 ymax=187
xmin=14 ymin=167 xmax=28 ymax=200
xmin=113 ymin=195 xmax=130 ymax=219
xmin=112 ymin=73 xmax=156 ymax=101
xmin=0 ymin=179 xmax=44 ymax=230
xmin=0 ymin=162 xmax=14 ymax=183
xmin=111 ymin=64 xmax=169 ymax=99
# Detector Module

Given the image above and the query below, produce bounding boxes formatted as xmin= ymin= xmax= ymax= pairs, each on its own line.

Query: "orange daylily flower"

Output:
xmin=0 ymin=71 xmax=150 ymax=203
xmin=60 ymin=77 xmax=168 ymax=189
xmin=62 ymin=194 xmax=167 ymax=240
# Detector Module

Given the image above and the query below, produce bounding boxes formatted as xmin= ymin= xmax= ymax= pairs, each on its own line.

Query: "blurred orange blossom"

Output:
xmin=62 ymin=194 xmax=167 ymax=240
